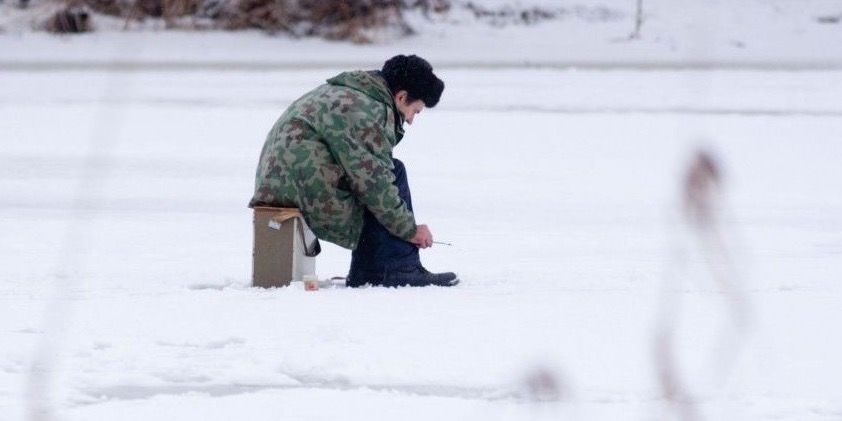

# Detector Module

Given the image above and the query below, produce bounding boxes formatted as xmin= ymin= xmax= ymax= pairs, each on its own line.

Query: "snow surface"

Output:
xmin=2 ymin=64 xmax=842 ymax=420
xmin=2 ymin=4 xmax=842 ymax=420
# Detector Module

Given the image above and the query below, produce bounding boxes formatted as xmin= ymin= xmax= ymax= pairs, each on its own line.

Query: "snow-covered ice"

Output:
xmin=2 ymin=64 xmax=841 ymax=420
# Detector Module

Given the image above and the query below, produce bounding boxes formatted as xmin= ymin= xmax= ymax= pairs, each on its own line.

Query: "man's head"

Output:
xmin=381 ymin=55 xmax=444 ymax=125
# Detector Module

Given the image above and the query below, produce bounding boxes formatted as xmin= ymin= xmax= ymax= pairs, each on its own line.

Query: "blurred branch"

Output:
xmin=628 ymin=0 xmax=643 ymax=40
xmin=654 ymin=149 xmax=750 ymax=421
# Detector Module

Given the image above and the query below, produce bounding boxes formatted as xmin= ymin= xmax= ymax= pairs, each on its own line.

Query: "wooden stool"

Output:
xmin=252 ymin=207 xmax=320 ymax=288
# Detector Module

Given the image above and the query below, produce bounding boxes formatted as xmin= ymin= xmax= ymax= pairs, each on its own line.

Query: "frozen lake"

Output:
xmin=1 ymin=67 xmax=841 ymax=420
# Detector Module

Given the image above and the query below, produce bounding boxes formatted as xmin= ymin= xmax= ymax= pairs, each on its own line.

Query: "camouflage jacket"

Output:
xmin=248 ymin=70 xmax=417 ymax=250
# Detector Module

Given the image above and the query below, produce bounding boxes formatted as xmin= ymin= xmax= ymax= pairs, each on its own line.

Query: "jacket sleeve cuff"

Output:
xmin=400 ymin=223 xmax=418 ymax=243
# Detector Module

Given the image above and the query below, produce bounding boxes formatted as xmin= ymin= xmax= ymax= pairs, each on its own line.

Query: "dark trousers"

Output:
xmin=350 ymin=159 xmax=420 ymax=274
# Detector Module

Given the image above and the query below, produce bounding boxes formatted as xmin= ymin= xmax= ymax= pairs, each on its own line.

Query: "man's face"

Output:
xmin=395 ymin=90 xmax=426 ymax=125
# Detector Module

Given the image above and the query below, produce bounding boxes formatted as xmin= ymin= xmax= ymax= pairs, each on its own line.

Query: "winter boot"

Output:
xmin=381 ymin=264 xmax=459 ymax=288
xmin=346 ymin=265 xmax=459 ymax=288
xmin=345 ymin=268 xmax=385 ymax=288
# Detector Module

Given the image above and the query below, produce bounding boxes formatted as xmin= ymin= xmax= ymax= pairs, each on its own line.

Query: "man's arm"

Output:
xmin=320 ymin=107 xmax=418 ymax=242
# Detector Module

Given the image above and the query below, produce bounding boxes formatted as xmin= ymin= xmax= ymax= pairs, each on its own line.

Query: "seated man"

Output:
xmin=249 ymin=54 xmax=458 ymax=288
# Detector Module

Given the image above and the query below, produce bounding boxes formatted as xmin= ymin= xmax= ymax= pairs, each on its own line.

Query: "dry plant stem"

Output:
xmin=655 ymin=150 xmax=749 ymax=421
xmin=629 ymin=0 xmax=643 ymax=39
xmin=25 ymin=57 xmax=128 ymax=421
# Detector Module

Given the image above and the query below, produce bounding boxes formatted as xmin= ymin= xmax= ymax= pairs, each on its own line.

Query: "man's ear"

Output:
xmin=394 ymin=90 xmax=408 ymax=105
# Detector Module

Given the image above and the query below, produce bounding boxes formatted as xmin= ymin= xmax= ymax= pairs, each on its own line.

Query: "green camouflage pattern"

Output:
xmin=249 ymin=70 xmax=417 ymax=250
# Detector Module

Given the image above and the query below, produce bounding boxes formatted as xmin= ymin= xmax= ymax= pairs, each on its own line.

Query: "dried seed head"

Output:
xmin=683 ymin=150 xmax=721 ymax=228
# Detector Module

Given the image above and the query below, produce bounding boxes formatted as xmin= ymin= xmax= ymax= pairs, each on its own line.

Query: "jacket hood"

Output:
xmin=327 ymin=70 xmax=393 ymax=106
xmin=327 ymin=71 xmax=405 ymax=144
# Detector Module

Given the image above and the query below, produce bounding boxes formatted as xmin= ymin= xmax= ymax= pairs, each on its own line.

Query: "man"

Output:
xmin=249 ymin=55 xmax=458 ymax=288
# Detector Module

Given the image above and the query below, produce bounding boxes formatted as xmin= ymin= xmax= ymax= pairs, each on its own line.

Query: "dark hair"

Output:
xmin=381 ymin=55 xmax=444 ymax=108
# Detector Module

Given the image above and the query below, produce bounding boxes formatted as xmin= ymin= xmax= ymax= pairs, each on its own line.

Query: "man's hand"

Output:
xmin=410 ymin=224 xmax=433 ymax=249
